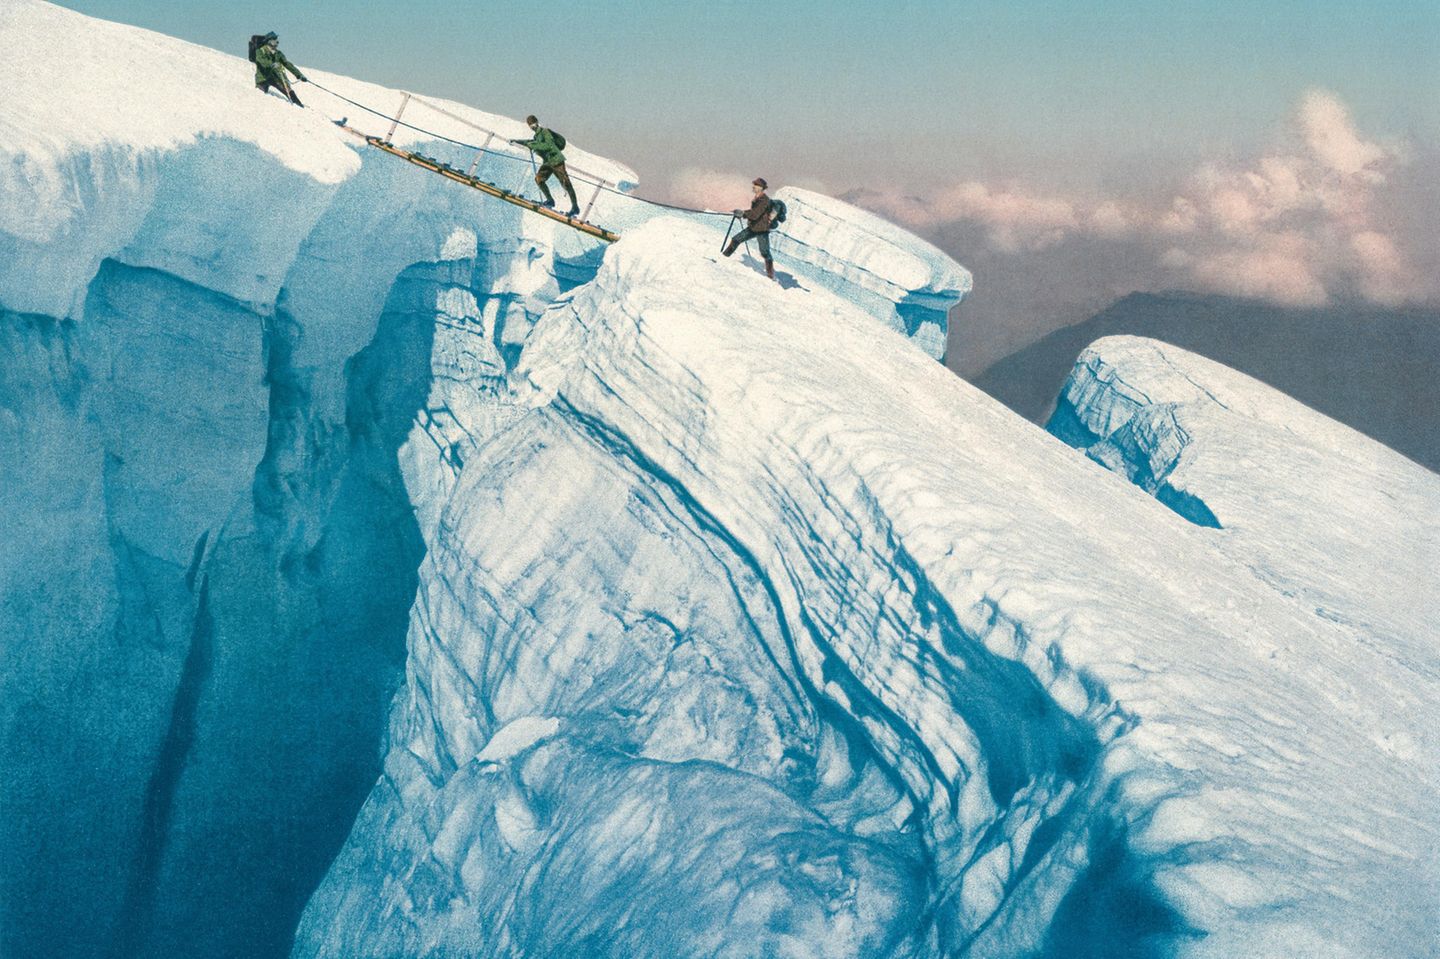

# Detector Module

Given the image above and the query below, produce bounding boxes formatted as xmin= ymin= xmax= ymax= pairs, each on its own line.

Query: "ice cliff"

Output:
xmin=1050 ymin=335 xmax=1440 ymax=663
xmin=290 ymin=223 xmax=1440 ymax=958
xmin=3 ymin=2 xmax=1436 ymax=958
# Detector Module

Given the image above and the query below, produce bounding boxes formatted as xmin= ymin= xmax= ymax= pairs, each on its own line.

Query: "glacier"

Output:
xmin=3 ymin=2 xmax=1437 ymax=958
xmin=292 ymin=223 xmax=1440 ymax=959
xmin=1050 ymin=335 xmax=1440 ymax=663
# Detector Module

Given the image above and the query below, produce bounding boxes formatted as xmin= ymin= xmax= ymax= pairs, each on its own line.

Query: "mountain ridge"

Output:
xmin=972 ymin=290 xmax=1440 ymax=472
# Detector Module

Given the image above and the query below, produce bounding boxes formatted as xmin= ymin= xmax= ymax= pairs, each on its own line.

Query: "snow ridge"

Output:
xmin=295 ymin=224 xmax=1440 ymax=958
xmin=1051 ymin=335 xmax=1440 ymax=665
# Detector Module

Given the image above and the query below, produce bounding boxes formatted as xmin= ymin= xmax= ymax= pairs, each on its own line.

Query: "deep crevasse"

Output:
xmin=295 ymin=223 xmax=1440 ymax=958
xmin=0 ymin=2 xmax=968 ymax=956
xmin=4 ymin=2 xmax=1437 ymax=957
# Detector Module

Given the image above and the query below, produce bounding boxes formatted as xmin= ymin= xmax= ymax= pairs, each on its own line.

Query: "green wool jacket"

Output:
xmin=517 ymin=128 xmax=565 ymax=167
xmin=255 ymin=45 xmax=306 ymax=86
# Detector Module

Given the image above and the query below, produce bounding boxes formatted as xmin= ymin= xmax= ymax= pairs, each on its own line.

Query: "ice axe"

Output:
xmin=508 ymin=139 xmax=540 ymax=194
xmin=721 ymin=213 xmax=738 ymax=253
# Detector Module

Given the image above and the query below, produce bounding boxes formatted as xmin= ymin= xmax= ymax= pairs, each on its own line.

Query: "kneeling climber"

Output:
xmin=250 ymin=31 xmax=307 ymax=106
xmin=723 ymin=178 xmax=778 ymax=280
xmin=510 ymin=116 xmax=580 ymax=218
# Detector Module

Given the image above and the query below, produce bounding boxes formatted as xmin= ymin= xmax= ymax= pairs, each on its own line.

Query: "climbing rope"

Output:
xmin=304 ymin=79 xmax=732 ymax=220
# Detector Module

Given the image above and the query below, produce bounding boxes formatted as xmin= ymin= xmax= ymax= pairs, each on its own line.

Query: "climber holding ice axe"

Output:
xmin=722 ymin=178 xmax=784 ymax=281
xmin=509 ymin=116 xmax=581 ymax=218
xmin=249 ymin=31 xmax=307 ymax=107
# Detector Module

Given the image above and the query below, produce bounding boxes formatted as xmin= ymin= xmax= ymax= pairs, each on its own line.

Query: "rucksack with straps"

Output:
xmin=550 ymin=130 xmax=567 ymax=150
xmin=769 ymin=198 xmax=787 ymax=227
xmin=248 ymin=34 xmax=266 ymax=63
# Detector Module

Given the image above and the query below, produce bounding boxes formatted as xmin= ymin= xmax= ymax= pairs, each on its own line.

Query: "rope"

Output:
xmin=307 ymin=79 xmax=517 ymax=158
xmin=305 ymin=79 xmax=731 ymax=219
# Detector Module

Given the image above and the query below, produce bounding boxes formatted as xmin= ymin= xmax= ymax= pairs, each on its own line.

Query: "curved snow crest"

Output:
xmin=2 ymin=0 xmax=633 ymax=199
xmin=0 ymin=0 xmax=631 ymax=319
xmin=774 ymin=187 xmax=973 ymax=356
xmin=777 ymin=187 xmax=972 ymax=301
xmin=3 ymin=0 xmax=359 ymax=193
xmin=298 ymin=220 xmax=1438 ymax=957
xmin=1051 ymin=335 xmax=1440 ymax=665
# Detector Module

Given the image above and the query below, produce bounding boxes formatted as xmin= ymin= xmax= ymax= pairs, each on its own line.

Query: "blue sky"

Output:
xmin=52 ymin=0 xmax=1440 ymax=191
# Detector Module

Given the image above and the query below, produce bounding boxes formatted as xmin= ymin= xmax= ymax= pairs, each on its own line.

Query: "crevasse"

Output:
xmin=2 ymin=3 xmax=969 ymax=956
xmin=5 ymin=3 xmax=1439 ymax=959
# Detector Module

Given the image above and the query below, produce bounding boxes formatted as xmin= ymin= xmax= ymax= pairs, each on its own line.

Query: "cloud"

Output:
xmin=1298 ymin=90 xmax=1387 ymax=176
xmin=666 ymin=168 xmax=831 ymax=212
xmin=667 ymin=168 xmax=757 ymax=212
xmin=1163 ymin=233 xmax=1329 ymax=308
xmin=861 ymin=89 xmax=1435 ymax=309
xmin=863 ymin=182 xmax=1081 ymax=252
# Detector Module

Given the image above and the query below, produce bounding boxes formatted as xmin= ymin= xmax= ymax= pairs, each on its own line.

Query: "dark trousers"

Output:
xmin=257 ymin=80 xmax=303 ymax=106
xmin=724 ymin=228 xmax=772 ymax=262
xmin=536 ymin=163 xmax=578 ymax=209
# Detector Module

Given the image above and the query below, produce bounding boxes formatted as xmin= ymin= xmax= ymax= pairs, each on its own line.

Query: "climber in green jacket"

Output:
xmin=253 ymin=32 xmax=307 ymax=107
xmin=509 ymin=115 xmax=580 ymax=217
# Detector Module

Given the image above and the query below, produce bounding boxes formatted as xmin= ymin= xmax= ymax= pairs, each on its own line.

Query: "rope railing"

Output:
xmin=405 ymin=91 xmax=620 ymax=196
xmin=305 ymin=79 xmax=730 ymax=220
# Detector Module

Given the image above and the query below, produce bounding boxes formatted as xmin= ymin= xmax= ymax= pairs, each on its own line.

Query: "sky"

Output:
xmin=53 ymin=0 xmax=1440 ymax=369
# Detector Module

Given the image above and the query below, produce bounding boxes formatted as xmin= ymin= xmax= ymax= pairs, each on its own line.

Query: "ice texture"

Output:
xmin=4 ymin=1 xmax=1435 ymax=957
xmin=1050 ymin=335 xmax=1440 ymax=665
xmin=293 ymin=223 xmax=1439 ymax=958
xmin=0 ymin=2 xmax=968 ymax=955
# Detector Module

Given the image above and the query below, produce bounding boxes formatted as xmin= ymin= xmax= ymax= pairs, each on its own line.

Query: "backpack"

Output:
xmin=248 ymin=35 xmax=266 ymax=63
xmin=550 ymin=130 xmax=567 ymax=150
xmin=769 ymin=198 xmax=787 ymax=226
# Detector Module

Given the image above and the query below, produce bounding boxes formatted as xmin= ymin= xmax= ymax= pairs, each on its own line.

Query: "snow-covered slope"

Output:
xmin=0 ymin=2 xmax=969 ymax=956
xmin=4 ymin=2 xmax=1436 ymax=958
xmin=291 ymin=223 xmax=1440 ymax=958
xmin=1050 ymin=335 xmax=1440 ymax=684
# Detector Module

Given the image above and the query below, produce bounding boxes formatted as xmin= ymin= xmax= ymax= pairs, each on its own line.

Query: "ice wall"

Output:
xmin=1050 ymin=335 xmax=1440 ymax=680
xmin=0 ymin=2 xmax=969 ymax=956
xmin=294 ymin=223 xmax=1440 ymax=959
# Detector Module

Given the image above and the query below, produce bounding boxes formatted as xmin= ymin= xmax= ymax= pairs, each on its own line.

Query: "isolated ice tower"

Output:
xmin=2 ymin=2 xmax=1437 ymax=958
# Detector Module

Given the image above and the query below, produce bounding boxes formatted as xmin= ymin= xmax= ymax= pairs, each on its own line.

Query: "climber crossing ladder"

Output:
xmin=359 ymin=134 xmax=620 ymax=242
xmin=304 ymin=80 xmax=741 ymax=246
xmin=308 ymin=80 xmax=620 ymax=242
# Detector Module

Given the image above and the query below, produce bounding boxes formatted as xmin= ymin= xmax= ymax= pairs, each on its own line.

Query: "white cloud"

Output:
xmin=865 ymin=181 xmax=1080 ymax=252
xmin=1349 ymin=230 xmax=1421 ymax=306
xmin=863 ymin=89 xmax=1433 ymax=309
xmin=667 ymin=168 xmax=758 ymax=212
xmin=1166 ymin=232 xmax=1329 ymax=307
xmin=1298 ymin=90 xmax=1386 ymax=176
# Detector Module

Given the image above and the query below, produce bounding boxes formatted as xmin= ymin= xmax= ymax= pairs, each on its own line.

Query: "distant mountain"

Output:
xmin=971 ymin=292 xmax=1440 ymax=472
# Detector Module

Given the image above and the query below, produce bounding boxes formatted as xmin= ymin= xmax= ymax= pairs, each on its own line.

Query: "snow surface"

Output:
xmin=1050 ymin=334 xmax=1440 ymax=689
xmin=293 ymin=221 xmax=1440 ymax=958
xmin=1 ymin=0 xmax=963 ymax=356
xmin=1 ymin=4 xmax=971 ymax=955
xmin=4 ymin=2 xmax=1435 ymax=957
